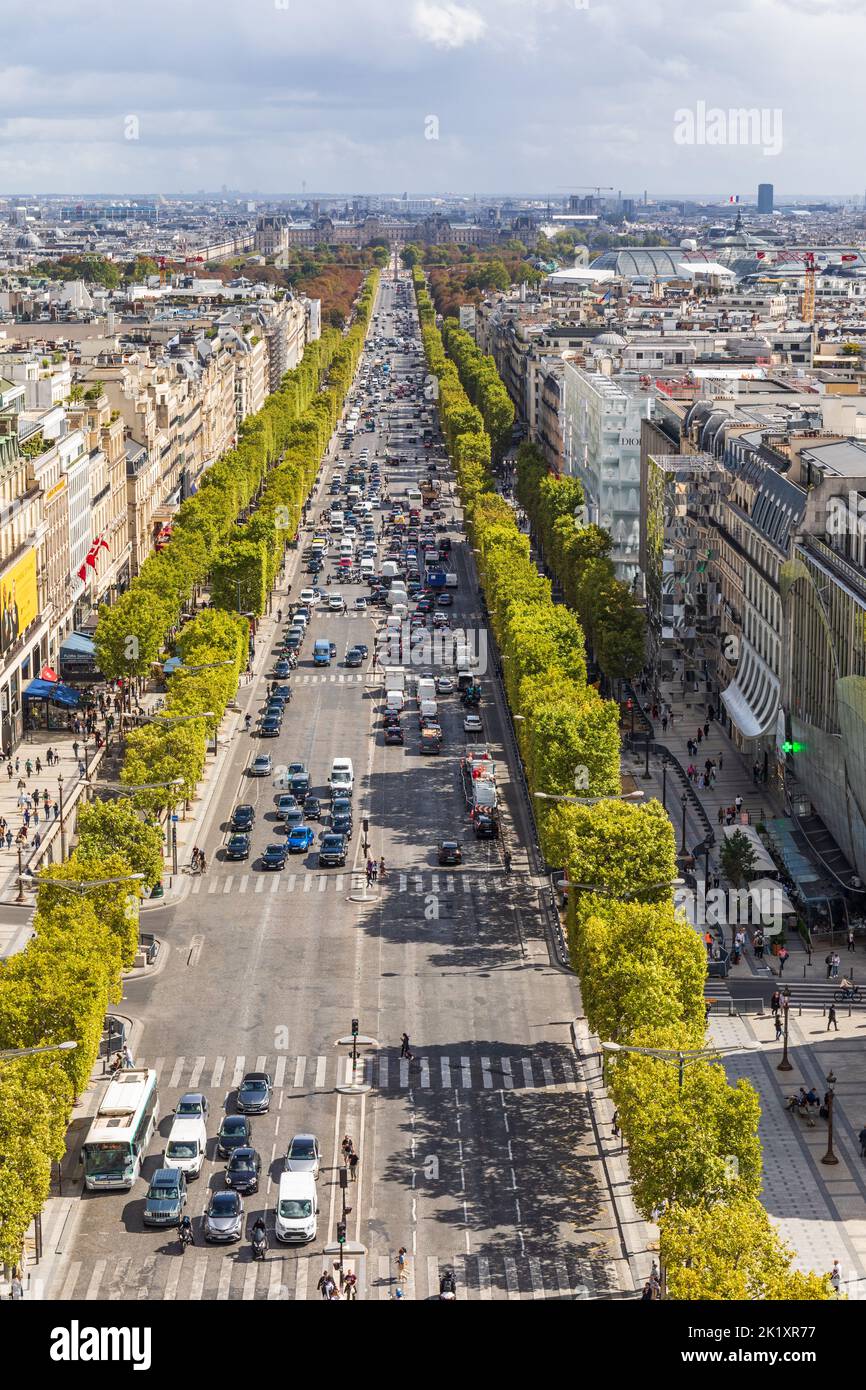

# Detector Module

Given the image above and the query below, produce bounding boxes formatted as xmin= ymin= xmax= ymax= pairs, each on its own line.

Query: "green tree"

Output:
xmin=76 ymin=801 xmax=164 ymax=888
xmin=719 ymin=829 xmax=757 ymax=888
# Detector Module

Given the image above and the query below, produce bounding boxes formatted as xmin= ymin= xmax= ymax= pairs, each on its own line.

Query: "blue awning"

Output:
xmin=23 ymin=679 xmax=81 ymax=708
xmin=60 ymin=632 xmax=97 ymax=657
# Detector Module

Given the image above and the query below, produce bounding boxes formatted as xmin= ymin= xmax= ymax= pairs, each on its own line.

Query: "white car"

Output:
xmin=299 ymin=588 xmax=319 ymax=605
xmin=329 ymin=594 xmax=345 ymax=610
xmin=436 ymin=675 xmax=455 ymax=694
xmin=353 ymin=596 xmax=368 ymax=611
xmin=463 ymin=713 xmax=483 ymax=735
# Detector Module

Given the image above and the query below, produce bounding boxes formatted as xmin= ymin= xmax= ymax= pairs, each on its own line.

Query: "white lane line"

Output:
xmin=231 ymin=1056 xmax=245 ymax=1089
xmin=314 ymin=1056 xmax=326 ymax=1088
xmin=273 ymin=1055 xmax=286 ymax=1090
xmin=541 ymin=1059 xmax=555 ymax=1089
xmin=521 ymin=1058 xmax=534 ymax=1089
xmin=501 ymin=1058 xmax=513 ymax=1090
xmin=440 ymin=1057 xmax=451 ymax=1088
xmin=211 ymin=1056 xmax=225 ymax=1088
xmin=481 ymin=1057 xmax=493 ymax=1089
xmin=504 ymin=1257 xmax=521 ymax=1300
xmin=59 ymin=1261 xmax=81 ymax=1301
xmin=169 ymin=1057 xmax=185 ymax=1088
xmin=189 ymin=1056 xmax=206 ymax=1089
xmin=461 ymin=1056 xmax=472 ymax=1087
xmin=293 ymin=1056 xmax=306 ymax=1088
xmin=85 ymin=1260 xmax=106 ymax=1300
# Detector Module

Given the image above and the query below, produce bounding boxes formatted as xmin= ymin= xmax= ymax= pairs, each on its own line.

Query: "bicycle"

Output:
xmin=834 ymin=985 xmax=863 ymax=1003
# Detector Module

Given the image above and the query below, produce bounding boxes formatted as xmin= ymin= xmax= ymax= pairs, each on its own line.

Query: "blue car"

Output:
xmin=287 ymin=825 xmax=316 ymax=854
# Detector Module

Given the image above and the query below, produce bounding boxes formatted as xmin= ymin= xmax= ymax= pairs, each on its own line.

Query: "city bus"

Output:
xmin=82 ymin=1068 xmax=159 ymax=1191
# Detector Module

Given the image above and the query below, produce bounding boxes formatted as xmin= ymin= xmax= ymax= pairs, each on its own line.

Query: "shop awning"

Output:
xmin=23 ymin=678 xmax=81 ymax=708
xmin=60 ymin=632 xmax=97 ymax=657
xmin=721 ymin=641 xmax=780 ymax=739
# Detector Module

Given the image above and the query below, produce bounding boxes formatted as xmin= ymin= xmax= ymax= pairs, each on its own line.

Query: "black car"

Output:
xmin=384 ymin=726 xmax=404 ymax=745
xmin=289 ymin=772 xmax=311 ymax=797
xmin=331 ymin=811 xmax=353 ymax=838
xmin=231 ymin=804 xmax=255 ymax=832
xmin=261 ymin=843 xmax=288 ymax=870
xmin=344 ymin=648 xmax=363 ymax=668
xmin=273 ymin=660 xmax=291 ymax=679
xmin=303 ymin=795 xmax=322 ymax=821
xmin=217 ymin=1113 xmax=252 ymax=1158
xmin=236 ymin=1072 xmax=273 ymax=1114
xmin=319 ymin=833 xmax=348 ymax=867
xmin=354 ymin=644 xmax=369 ymax=659
xmin=225 ymin=833 xmax=251 ymax=861
xmin=270 ymin=684 xmax=292 ymax=703
xmin=260 ymin=717 xmax=281 ymax=738
xmin=224 ymin=1146 xmax=262 ymax=1194
xmin=474 ymin=813 xmax=499 ymax=840
xmin=438 ymin=840 xmax=462 ymax=866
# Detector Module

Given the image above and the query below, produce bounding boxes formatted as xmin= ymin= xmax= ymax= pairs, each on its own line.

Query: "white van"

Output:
xmin=329 ymin=758 xmax=354 ymax=795
xmin=360 ymin=557 xmax=375 ymax=577
xmin=417 ymin=678 xmax=436 ymax=703
xmin=445 ymin=573 xmax=458 ymax=588
xmin=386 ymin=690 xmax=405 ymax=714
xmin=348 ymin=485 xmax=362 ymax=501
xmin=163 ymin=1116 xmax=207 ymax=1179
xmin=275 ymin=1171 xmax=318 ymax=1244
xmin=339 ymin=540 xmax=354 ymax=560
xmin=387 ymin=587 xmax=407 ymax=609
xmin=381 ymin=560 xmax=400 ymax=580
xmin=419 ymin=698 xmax=438 ymax=721
xmin=329 ymin=512 xmax=344 ymax=532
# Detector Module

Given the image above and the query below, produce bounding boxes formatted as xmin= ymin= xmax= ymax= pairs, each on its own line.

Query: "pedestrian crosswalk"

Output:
xmin=53 ymin=1248 xmax=624 ymax=1302
xmin=278 ymin=673 xmax=365 ymax=685
xmin=137 ymin=1050 xmax=582 ymax=1095
xmin=192 ymin=869 xmax=510 ymax=896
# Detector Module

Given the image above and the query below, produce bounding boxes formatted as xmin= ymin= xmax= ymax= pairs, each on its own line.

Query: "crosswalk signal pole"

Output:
xmin=351 ymin=1017 xmax=359 ymax=1070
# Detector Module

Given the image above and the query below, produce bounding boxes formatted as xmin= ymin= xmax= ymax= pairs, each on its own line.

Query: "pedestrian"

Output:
xmin=366 ymin=860 xmax=374 ymax=886
xmin=859 ymin=1126 xmax=866 ymax=1160
xmin=8 ymin=1273 xmax=23 ymax=1300
xmin=703 ymin=722 xmax=709 ymax=738
xmin=829 ymin=1260 xmax=842 ymax=1296
xmin=826 ymin=953 xmax=835 ymax=980
xmin=52 ymin=801 xmax=59 ymax=820
xmin=378 ymin=855 xmax=386 ymax=881
xmin=348 ymin=1151 xmax=359 ymax=1182
xmin=14 ymin=757 xmax=19 ymax=773
xmin=34 ymin=757 xmax=41 ymax=775
xmin=612 ymin=1108 xmax=620 ymax=1138
xmin=831 ymin=951 xmax=841 ymax=979
xmin=23 ymin=810 xmax=30 ymax=828
xmin=734 ymin=795 xmax=743 ymax=814
xmin=718 ymin=806 xmax=725 ymax=825
xmin=827 ymin=1004 xmax=839 ymax=1032
xmin=661 ymin=715 xmax=668 ymax=733
xmin=774 ymin=1013 xmax=783 ymax=1042
xmin=696 ymin=727 xmax=702 ymax=743
xmin=396 ymin=1247 xmax=408 ymax=1283
xmin=5 ymin=762 xmax=11 ymax=781
xmin=704 ymin=930 xmax=713 ymax=956
xmin=771 ymin=989 xmax=782 ymax=1014
xmin=317 ymin=1269 xmax=332 ymax=1300
xmin=46 ymin=747 xmax=53 ymax=766
xmin=4 ymin=831 xmax=11 ymax=850
xmin=777 ymin=945 xmax=789 ymax=975
xmin=71 ymin=741 xmax=78 ymax=761
xmin=753 ymin=931 xmax=764 ymax=960
xmin=400 ymin=1032 xmax=412 ymax=1060
xmin=42 ymin=790 xmax=49 ymax=810
xmin=78 ymin=760 xmax=85 ymax=777
xmin=32 ymin=810 xmax=38 ymax=827
xmin=121 ymin=1043 xmax=134 ymax=1069
xmin=24 ymin=758 xmax=32 ymax=778
xmin=848 ymin=926 xmax=856 ymax=953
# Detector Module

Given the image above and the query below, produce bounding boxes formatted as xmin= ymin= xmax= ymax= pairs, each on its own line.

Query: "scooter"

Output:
xmin=251 ymin=1229 xmax=268 ymax=1261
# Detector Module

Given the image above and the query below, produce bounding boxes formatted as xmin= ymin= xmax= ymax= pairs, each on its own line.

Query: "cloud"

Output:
xmin=411 ymin=2 xmax=486 ymax=49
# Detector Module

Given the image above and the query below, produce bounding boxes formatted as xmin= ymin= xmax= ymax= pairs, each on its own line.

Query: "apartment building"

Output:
xmin=66 ymin=390 xmax=131 ymax=607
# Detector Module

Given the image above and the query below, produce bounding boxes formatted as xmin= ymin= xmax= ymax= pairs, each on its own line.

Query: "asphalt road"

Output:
xmin=47 ymin=267 xmax=627 ymax=1302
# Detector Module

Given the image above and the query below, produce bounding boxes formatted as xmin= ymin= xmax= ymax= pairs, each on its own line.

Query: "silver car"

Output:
xmin=203 ymin=1190 xmax=244 ymax=1243
xmin=284 ymin=1133 xmax=321 ymax=1179
xmin=174 ymin=1092 xmax=209 ymax=1123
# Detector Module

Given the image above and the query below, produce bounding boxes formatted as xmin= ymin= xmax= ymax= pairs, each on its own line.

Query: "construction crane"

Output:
xmin=800 ymin=251 xmax=816 ymax=324
xmin=558 ymin=186 xmax=615 ymax=197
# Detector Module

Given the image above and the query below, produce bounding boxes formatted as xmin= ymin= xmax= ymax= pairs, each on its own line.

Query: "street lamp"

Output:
xmin=777 ymin=985 xmax=793 ymax=1072
xmin=601 ymin=1038 xmax=761 ymax=1092
xmin=661 ymin=759 xmax=668 ymax=811
xmin=25 ymin=871 xmax=145 ymax=895
xmin=533 ymin=791 xmax=644 ymax=806
xmin=680 ymin=793 xmax=688 ymax=856
xmin=0 ymin=1040 xmax=77 ymax=1063
xmin=58 ymin=772 xmax=66 ymax=862
xmin=821 ymin=1070 xmax=838 ymax=1166
xmin=567 ymin=878 xmax=684 ymax=901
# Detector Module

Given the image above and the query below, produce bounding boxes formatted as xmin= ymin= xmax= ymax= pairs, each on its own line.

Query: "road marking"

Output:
xmin=555 ymin=1261 xmax=573 ymax=1300
xmin=562 ymin=1058 xmax=578 ymax=1092
xmin=365 ymin=1056 xmax=375 ymax=1088
xmin=268 ymin=1258 xmax=286 ymax=1300
xmin=295 ymin=1258 xmax=309 ymax=1301
xmin=528 ymin=1257 xmax=545 ymax=1299
xmin=170 ymin=1058 xmax=185 ymax=1088
xmin=59 ymin=1261 xmax=81 ymax=1300
xmin=191 ymin=877 xmax=202 ymax=894
xmin=189 ymin=1056 xmax=205 ymax=1088
xmin=208 ymin=879 xmax=219 ymax=894
xmin=161 ymin=1256 xmax=183 ymax=1303
xmin=462 ymin=877 xmax=472 ymax=895
xmin=154 ymin=1056 xmax=165 ymax=1079
xmin=188 ymin=1258 xmax=207 ymax=1301
xmin=427 ymin=1256 xmax=439 ymax=1299
xmin=270 ymin=877 xmax=280 ymax=893
xmin=211 ymin=1056 xmax=225 ymax=1087
xmin=238 ymin=875 xmax=249 ymax=893
xmin=216 ymin=1260 xmax=233 ymax=1300
xmin=315 ymin=1056 xmax=326 ymax=1088
xmin=293 ymin=1057 xmax=306 ymax=1088
xmin=379 ymin=1056 xmax=389 ymax=1088
xmin=255 ymin=877 xmax=265 ymax=893
xmin=441 ymin=1057 xmax=451 ymax=1087
xmin=85 ymin=1259 xmax=107 ymax=1300
xmin=501 ymin=1058 xmax=513 ymax=1090
xmin=419 ymin=1057 xmax=430 ymax=1088
xmin=541 ymin=1059 xmax=555 ymax=1089
xmin=318 ymin=877 xmax=327 ymax=892
xmin=481 ymin=1057 xmax=493 ymax=1089
xmin=477 ymin=1255 xmax=492 ymax=1300
xmin=303 ymin=875 xmax=313 ymax=893
xmin=242 ymin=1264 xmax=258 ymax=1300
xmin=231 ymin=1056 xmax=245 ymax=1088
xmin=285 ymin=874 xmax=296 ymax=893
xmin=273 ymin=1055 xmax=286 ymax=1090
xmin=399 ymin=1059 xmax=409 ymax=1087
xmin=504 ymin=1257 xmax=521 ymax=1300
xmin=255 ymin=1055 xmax=267 ymax=1073
xmin=335 ymin=874 xmax=344 ymax=891
xmin=521 ymin=1058 xmax=534 ymax=1088
xmin=477 ymin=877 xmax=487 ymax=894
xmin=223 ymin=877 xmax=232 ymax=894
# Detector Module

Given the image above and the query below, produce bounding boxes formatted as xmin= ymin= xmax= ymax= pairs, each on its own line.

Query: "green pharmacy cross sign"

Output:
xmin=781 ymin=740 xmax=804 ymax=754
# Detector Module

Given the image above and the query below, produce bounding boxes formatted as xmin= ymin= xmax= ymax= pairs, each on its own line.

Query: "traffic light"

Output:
xmin=351 ymin=1017 xmax=359 ymax=1037
xmin=337 ymin=1220 xmax=347 ymax=1245
xmin=363 ymin=817 xmax=370 ymax=834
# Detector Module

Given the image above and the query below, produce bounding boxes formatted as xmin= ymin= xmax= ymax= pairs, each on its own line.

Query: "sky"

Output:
xmin=1 ymin=0 xmax=864 ymax=197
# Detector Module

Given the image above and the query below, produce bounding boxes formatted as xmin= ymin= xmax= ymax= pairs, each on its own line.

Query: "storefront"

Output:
xmin=22 ymin=678 xmax=82 ymax=732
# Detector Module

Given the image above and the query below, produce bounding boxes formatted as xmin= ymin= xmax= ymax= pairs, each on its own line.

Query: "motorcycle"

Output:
xmin=179 ymin=1223 xmax=194 ymax=1252
xmin=251 ymin=1227 xmax=268 ymax=1261
xmin=439 ymin=1272 xmax=457 ymax=1301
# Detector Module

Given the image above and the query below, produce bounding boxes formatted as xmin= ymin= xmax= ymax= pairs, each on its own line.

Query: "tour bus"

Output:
xmin=82 ymin=1068 xmax=159 ymax=1191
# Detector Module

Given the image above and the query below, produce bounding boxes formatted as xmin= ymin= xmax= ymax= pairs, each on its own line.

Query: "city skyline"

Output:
xmin=2 ymin=0 xmax=864 ymax=195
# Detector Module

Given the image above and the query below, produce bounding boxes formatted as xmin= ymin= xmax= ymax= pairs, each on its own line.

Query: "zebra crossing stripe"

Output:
xmin=501 ymin=1058 xmax=513 ymax=1090
xmin=461 ymin=1056 xmax=471 ymax=1087
xmin=555 ymin=1261 xmax=572 ymax=1300
xmin=191 ymin=877 xmax=202 ymax=894
xmin=335 ymin=874 xmax=344 ymax=891
xmin=477 ymin=1255 xmax=492 ymax=1300
xmin=400 ymin=1059 xmax=409 ymax=1087
xmin=379 ymin=1056 xmax=389 ymax=1088
xmin=504 ymin=1257 xmax=521 ymax=1300
xmin=462 ymin=877 xmax=472 ymax=894
xmin=541 ymin=1059 xmax=555 ymax=1089
xmin=528 ymin=1257 xmax=545 ymax=1299
xmin=223 ymin=877 xmax=232 ymax=894
xmin=239 ymin=875 xmax=249 ymax=893
xmin=231 ymin=1056 xmax=245 ymax=1088
xmin=293 ymin=1056 xmax=306 ymax=1088
xmin=318 ymin=877 xmax=327 ymax=892
xmin=170 ymin=1057 xmax=185 ymax=1088
xmin=315 ymin=1057 xmax=326 ymax=1088
xmin=270 ymin=877 xmax=280 ymax=894
xmin=154 ymin=1056 xmax=165 ymax=1080
xmin=521 ymin=1058 xmax=534 ymax=1088
xmin=217 ymin=1260 xmax=233 ymax=1300
xmin=208 ymin=879 xmax=218 ymax=894
xmin=211 ymin=1056 xmax=225 ymax=1087
xmin=136 ymin=1255 xmax=158 ymax=1300
xmin=441 ymin=1057 xmax=451 ymax=1087
xmin=255 ymin=1055 xmax=267 ymax=1073
xmin=295 ymin=1258 xmax=309 ymax=1301
xmin=303 ymin=875 xmax=313 ymax=892
xmin=481 ymin=1057 xmax=493 ymax=1089
xmin=365 ymin=1056 xmax=375 ymax=1088
xmin=269 ymin=1258 xmax=286 ymax=1300
xmin=419 ymin=1057 xmax=430 ymax=1088
xmin=273 ymin=1055 xmax=286 ymax=1089
xmin=285 ymin=874 xmax=296 ymax=893
xmin=161 ymin=1256 xmax=182 ymax=1302
xmin=59 ymin=1261 xmax=81 ymax=1301
xmin=242 ymin=1264 xmax=258 ymax=1300
xmin=189 ymin=1056 xmax=205 ymax=1089
xmin=255 ymin=877 xmax=265 ymax=893
xmin=188 ymin=1259 xmax=207 ymax=1301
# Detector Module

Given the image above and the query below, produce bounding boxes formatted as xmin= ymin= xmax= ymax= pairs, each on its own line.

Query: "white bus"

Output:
xmin=82 ymin=1068 xmax=159 ymax=1191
